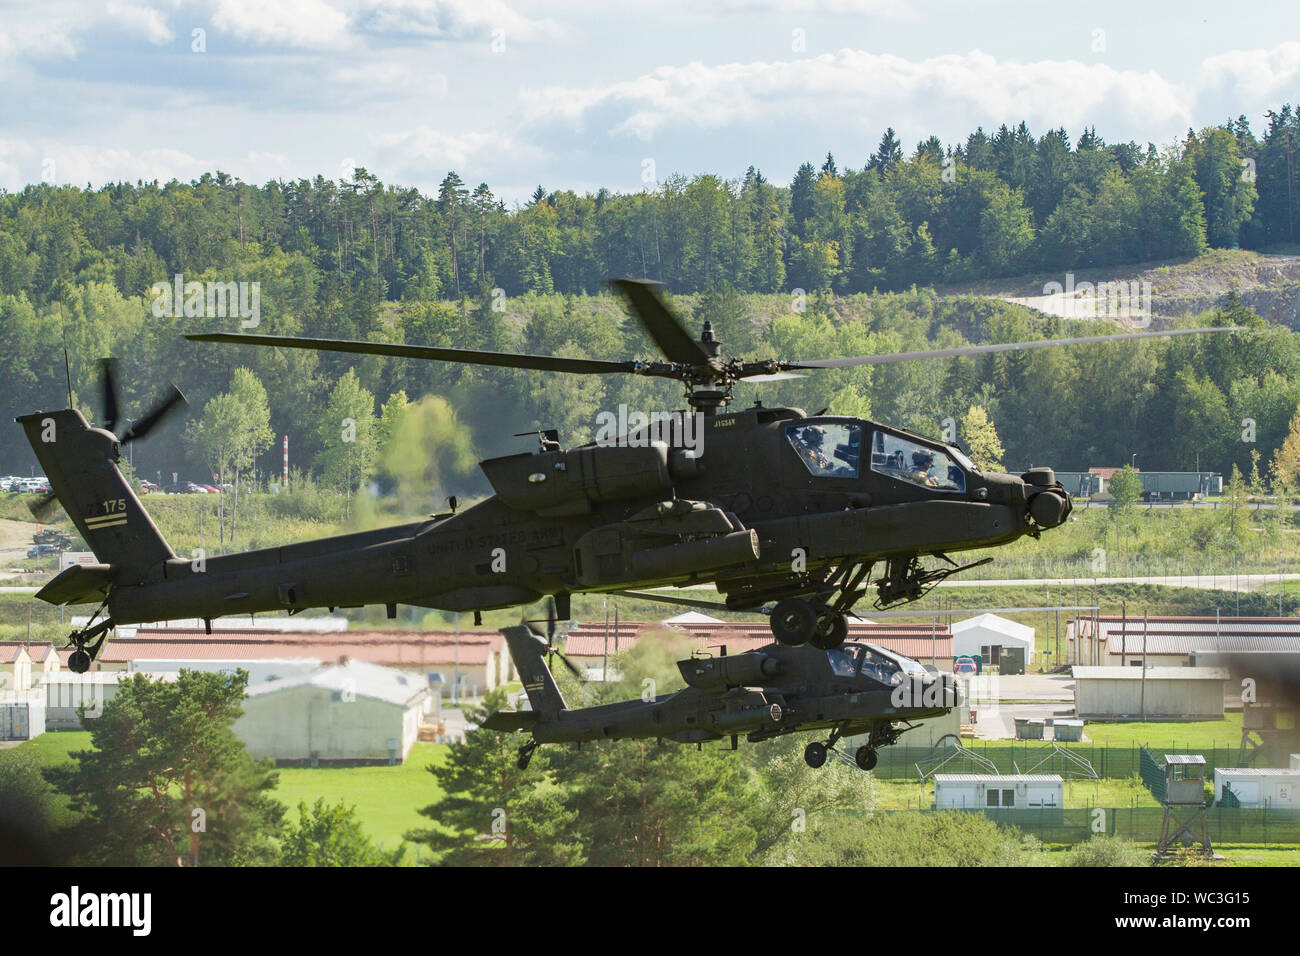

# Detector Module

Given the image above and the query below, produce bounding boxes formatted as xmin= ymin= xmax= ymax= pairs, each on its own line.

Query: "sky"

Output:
xmin=3 ymin=0 xmax=1300 ymax=204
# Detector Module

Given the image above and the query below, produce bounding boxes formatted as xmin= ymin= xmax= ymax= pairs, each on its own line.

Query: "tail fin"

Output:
xmin=17 ymin=409 xmax=174 ymax=575
xmin=502 ymin=624 xmax=567 ymax=719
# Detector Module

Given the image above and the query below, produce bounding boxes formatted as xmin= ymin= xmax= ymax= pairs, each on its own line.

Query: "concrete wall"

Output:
xmin=1075 ymin=675 xmax=1225 ymax=720
xmin=234 ymin=685 xmax=422 ymax=763
xmin=42 ymin=673 xmax=123 ymax=729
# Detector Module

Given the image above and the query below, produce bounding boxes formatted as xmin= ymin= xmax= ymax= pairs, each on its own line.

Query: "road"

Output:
xmin=944 ymin=573 xmax=1300 ymax=593
xmin=0 ymin=517 xmax=39 ymax=575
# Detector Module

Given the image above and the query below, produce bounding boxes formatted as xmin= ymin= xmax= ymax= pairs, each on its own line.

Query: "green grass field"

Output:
xmin=1081 ymin=713 xmax=1244 ymax=750
xmin=275 ymin=743 xmax=448 ymax=863
xmin=1 ymin=731 xmax=448 ymax=865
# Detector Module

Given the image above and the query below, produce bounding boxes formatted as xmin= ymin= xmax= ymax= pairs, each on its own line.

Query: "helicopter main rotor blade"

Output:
xmin=186 ymin=332 xmax=639 ymax=376
xmin=611 ymin=279 xmax=713 ymax=366
xmin=783 ymin=326 xmax=1245 ymax=370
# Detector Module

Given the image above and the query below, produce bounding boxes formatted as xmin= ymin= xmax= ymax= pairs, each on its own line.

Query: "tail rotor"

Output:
xmin=29 ymin=358 xmax=187 ymax=521
xmin=524 ymin=596 xmax=583 ymax=680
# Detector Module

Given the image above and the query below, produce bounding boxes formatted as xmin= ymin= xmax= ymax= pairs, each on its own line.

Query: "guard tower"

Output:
xmin=1239 ymin=700 xmax=1298 ymax=767
xmin=1155 ymin=754 xmax=1216 ymax=860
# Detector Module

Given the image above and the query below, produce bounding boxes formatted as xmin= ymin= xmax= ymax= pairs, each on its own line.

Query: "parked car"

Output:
xmin=137 ymin=479 xmax=158 ymax=494
xmin=953 ymin=657 xmax=978 ymax=676
xmin=163 ymin=481 xmax=209 ymax=494
xmin=26 ymin=543 xmax=62 ymax=558
xmin=199 ymin=484 xmax=221 ymax=494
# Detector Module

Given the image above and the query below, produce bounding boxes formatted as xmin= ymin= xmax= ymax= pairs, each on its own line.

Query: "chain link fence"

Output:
xmin=874 ymin=806 xmax=1300 ymax=845
xmin=874 ymin=742 xmax=1246 ymax=780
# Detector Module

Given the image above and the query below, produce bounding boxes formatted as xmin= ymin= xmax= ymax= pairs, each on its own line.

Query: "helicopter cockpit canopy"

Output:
xmin=869 ymin=430 xmax=966 ymax=493
xmin=826 ymin=641 xmax=931 ymax=684
xmin=786 ymin=422 xmax=861 ymax=478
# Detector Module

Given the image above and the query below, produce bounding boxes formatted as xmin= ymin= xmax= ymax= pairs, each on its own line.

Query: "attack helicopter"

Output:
xmin=18 ymin=279 xmax=1236 ymax=672
xmin=484 ymin=607 xmax=960 ymax=770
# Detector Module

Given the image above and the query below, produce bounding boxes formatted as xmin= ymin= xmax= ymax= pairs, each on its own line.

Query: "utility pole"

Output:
xmin=1141 ymin=612 xmax=1148 ymax=722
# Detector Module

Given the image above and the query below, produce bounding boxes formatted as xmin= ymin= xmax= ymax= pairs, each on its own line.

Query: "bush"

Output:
xmin=1063 ymin=834 xmax=1152 ymax=867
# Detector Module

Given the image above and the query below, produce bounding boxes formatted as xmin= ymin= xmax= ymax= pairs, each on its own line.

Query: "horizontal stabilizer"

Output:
xmin=482 ymin=711 xmax=539 ymax=732
xmin=35 ymin=563 xmax=114 ymax=606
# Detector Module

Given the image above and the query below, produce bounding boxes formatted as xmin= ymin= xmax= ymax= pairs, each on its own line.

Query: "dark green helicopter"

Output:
xmin=19 ymin=279 xmax=1234 ymax=672
xmin=484 ymin=611 xmax=959 ymax=770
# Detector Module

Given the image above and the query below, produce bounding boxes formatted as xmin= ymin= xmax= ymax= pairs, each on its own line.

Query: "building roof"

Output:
xmin=560 ymin=621 xmax=953 ymax=661
xmin=1069 ymin=616 xmax=1300 ymax=656
xmin=99 ymin=628 xmax=504 ymax=668
xmin=72 ymin=615 xmax=351 ymax=634
xmin=245 ymin=659 xmax=429 ymax=708
xmin=934 ymin=774 xmax=1064 ymax=784
xmin=1164 ymin=754 xmax=1206 ymax=765
xmin=950 ymin=613 xmax=1035 ymax=641
xmin=0 ymin=645 xmax=32 ymax=663
xmin=1214 ymin=768 xmax=1300 ymax=777
xmin=662 ymin=611 xmax=725 ymax=625
xmin=1072 ymin=666 xmax=1229 ymax=680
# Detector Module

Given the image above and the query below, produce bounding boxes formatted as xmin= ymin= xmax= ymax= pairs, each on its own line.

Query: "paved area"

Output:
xmin=989 ymin=673 xmax=1075 ymax=701
xmin=970 ymin=702 xmax=1078 ymax=740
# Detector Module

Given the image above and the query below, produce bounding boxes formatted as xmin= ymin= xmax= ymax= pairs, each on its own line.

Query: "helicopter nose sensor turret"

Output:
xmin=1022 ymin=467 xmax=1071 ymax=529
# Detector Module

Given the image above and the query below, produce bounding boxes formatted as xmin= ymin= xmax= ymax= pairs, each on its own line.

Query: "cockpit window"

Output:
xmin=870 ymin=431 xmax=966 ymax=492
xmin=826 ymin=645 xmax=863 ymax=677
xmin=858 ymin=646 xmax=905 ymax=686
xmin=787 ymin=423 xmax=861 ymax=478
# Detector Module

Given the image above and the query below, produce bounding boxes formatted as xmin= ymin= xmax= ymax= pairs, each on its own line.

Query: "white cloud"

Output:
xmin=374 ymin=125 xmax=546 ymax=177
xmin=521 ymin=49 xmax=1195 ymax=143
xmin=106 ymin=1 xmax=176 ymax=45
xmin=330 ymin=60 xmax=449 ymax=97
xmin=355 ymin=0 xmax=563 ymax=42
xmin=1197 ymin=41 xmax=1300 ymax=105
xmin=0 ymin=18 xmax=80 ymax=64
xmin=212 ymin=0 xmax=353 ymax=49
xmin=0 ymin=139 xmax=207 ymax=191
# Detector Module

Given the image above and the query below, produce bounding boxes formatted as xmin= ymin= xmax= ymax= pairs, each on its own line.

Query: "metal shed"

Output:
xmin=1072 ymin=666 xmax=1228 ymax=720
xmin=933 ymin=774 xmax=1064 ymax=809
xmin=0 ymin=700 xmax=44 ymax=740
xmin=1213 ymin=768 xmax=1300 ymax=808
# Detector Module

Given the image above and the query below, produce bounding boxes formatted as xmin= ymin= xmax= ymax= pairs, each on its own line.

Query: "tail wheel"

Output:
xmin=809 ymin=610 xmax=848 ymax=650
xmin=804 ymin=741 xmax=828 ymax=768
xmin=770 ymin=599 xmax=817 ymax=646
xmin=855 ymin=746 xmax=878 ymax=771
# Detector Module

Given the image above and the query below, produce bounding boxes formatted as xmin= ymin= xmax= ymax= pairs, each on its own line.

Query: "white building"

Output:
xmin=934 ymin=774 xmax=1064 ymax=809
xmin=1213 ymin=768 xmax=1300 ymax=808
xmin=234 ymin=659 xmax=429 ymax=765
xmin=951 ymin=613 xmax=1035 ymax=667
xmin=1073 ymin=666 xmax=1228 ymax=720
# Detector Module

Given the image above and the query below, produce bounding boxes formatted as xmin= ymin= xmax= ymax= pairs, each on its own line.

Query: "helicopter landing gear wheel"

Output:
xmin=855 ymin=746 xmax=878 ymax=771
xmin=809 ymin=609 xmax=849 ymax=650
xmin=68 ymin=649 xmax=91 ymax=674
xmin=517 ymin=742 xmax=537 ymax=770
xmin=770 ymin=599 xmax=817 ymax=646
xmin=804 ymin=741 xmax=828 ymax=768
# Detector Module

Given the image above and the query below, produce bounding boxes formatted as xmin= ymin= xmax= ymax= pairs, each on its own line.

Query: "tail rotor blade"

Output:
xmin=554 ymin=649 xmax=584 ymax=680
xmin=27 ymin=492 xmax=61 ymax=521
xmin=119 ymin=385 xmax=187 ymax=444
xmin=100 ymin=358 xmax=121 ymax=434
